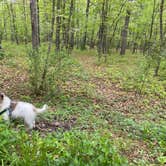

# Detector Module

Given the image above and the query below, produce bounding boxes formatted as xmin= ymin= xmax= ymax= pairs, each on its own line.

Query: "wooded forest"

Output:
xmin=0 ymin=0 xmax=165 ymax=165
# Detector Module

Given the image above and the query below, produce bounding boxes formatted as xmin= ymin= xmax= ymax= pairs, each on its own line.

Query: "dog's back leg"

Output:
xmin=24 ymin=118 xmax=34 ymax=130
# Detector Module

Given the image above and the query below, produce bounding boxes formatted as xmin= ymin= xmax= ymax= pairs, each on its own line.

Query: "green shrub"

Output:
xmin=28 ymin=46 xmax=78 ymax=96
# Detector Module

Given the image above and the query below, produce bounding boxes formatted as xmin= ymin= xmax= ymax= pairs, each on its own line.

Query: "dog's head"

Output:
xmin=0 ymin=92 xmax=4 ymax=103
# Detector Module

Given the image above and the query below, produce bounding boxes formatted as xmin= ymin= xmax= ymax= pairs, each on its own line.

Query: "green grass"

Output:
xmin=0 ymin=43 xmax=166 ymax=165
xmin=0 ymin=124 xmax=128 ymax=166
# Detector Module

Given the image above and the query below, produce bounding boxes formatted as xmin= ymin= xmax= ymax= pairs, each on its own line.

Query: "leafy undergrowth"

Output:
xmin=0 ymin=124 xmax=128 ymax=166
xmin=0 ymin=44 xmax=166 ymax=165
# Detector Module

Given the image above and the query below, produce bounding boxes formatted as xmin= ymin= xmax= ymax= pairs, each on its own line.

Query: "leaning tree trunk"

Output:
xmin=120 ymin=10 xmax=130 ymax=55
xmin=109 ymin=0 xmax=127 ymax=49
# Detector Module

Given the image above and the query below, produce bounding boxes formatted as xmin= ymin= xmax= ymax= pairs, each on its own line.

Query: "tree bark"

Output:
xmin=97 ymin=0 xmax=109 ymax=59
xmin=55 ymin=0 xmax=61 ymax=52
xmin=120 ymin=10 xmax=130 ymax=55
xmin=62 ymin=0 xmax=67 ymax=48
xmin=81 ymin=0 xmax=90 ymax=50
xmin=40 ymin=0 xmax=56 ymax=90
xmin=149 ymin=0 xmax=156 ymax=40
xmin=159 ymin=0 xmax=164 ymax=43
xmin=154 ymin=0 xmax=164 ymax=76
xmin=37 ymin=0 xmax=40 ymax=45
xmin=66 ymin=0 xmax=74 ymax=52
xmin=110 ymin=0 xmax=127 ymax=48
xmin=23 ymin=0 xmax=28 ymax=44
xmin=75 ymin=0 xmax=80 ymax=49
xmin=30 ymin=0 xmax=40 ymax=50
xmin=7 ymin=2 xmax=19 ymax=44
xmin=90 ymin=14 xmax=97 ymax=49
xmin=69 ymin=0 xmax=75 ymax=51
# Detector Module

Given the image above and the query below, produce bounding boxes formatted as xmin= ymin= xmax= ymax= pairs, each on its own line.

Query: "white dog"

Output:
xmin=0 ymin=92 xmax=48 ymax=129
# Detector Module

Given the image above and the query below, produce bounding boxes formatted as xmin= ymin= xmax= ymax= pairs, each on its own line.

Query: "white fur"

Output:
xmin=0 ymin=94 xmax=48 ymax=129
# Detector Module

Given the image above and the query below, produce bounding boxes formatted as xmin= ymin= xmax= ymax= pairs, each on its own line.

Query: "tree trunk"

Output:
xmin=48 ymin=0 xmax=56 ymax=54
xmin=2 ymin=3 xmax=7 ymax=40
xmin=69 ymin=0 xmax=75 ymax=51
xmin=10 ymin=3 xmax=19 ymax=44
xmin=30 ymin=0 xmax=40 ymax=94
xmin=66 ymin=0 xmax=74 ymax=52
xmin=37 ymin=0 xmax=40 ymax=45
xmin=120 ymin=10 xmax=130 ymax=55
xmin=0 ymin=31 xmax=2 ymax=46
xmin=154 ymin=0 xmax=164 ymax=76
xmin=62 ymin=0 xmax=67 ymax=49
xmin=89 ymin=13 xmax=97 ymax=49
xmin=109 ymin=0 xmax=127 ymax=49
xmin=55 ymin=0 xmax=61 ymax=52
xmin=75 ymin=0 xmax=80 ymax=49
xmin=23 ymin=0 xmax=28 ymax=44
xmin=40 ymin=0 xmax=56 ymax=90
xmin=159 ymin=0 xmax=164 ymax=43
xmin=30 ymin=0 xmax=40 ymax=50
xmin=149 ymin=0 xmax=156 ymax=40
xmin=97 ymin=0 xmax=109 ymax=59
xmin=81 ymin=0 xmax=90 ymax=50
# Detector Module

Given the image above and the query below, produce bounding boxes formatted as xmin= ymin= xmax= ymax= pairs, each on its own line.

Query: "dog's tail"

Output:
xmin=35 ymin=104 xmax=48 ymax=114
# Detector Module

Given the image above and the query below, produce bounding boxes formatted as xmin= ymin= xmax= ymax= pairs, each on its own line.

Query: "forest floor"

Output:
xmin=0 ymin=44 xmax=166 ymax=165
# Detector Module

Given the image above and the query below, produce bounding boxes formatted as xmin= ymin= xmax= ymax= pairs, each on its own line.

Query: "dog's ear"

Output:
xmin=0 ymin=92 xmax=4 ymax=100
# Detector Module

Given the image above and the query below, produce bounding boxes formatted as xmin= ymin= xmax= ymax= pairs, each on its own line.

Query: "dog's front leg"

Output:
xmin=2 ymin=112 xmax=10 ymax=121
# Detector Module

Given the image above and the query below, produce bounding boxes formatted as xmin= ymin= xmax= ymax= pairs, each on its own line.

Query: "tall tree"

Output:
xmin=97 ymin=0 xmax=109 ymax=60
xmin=30 ymin=0 xmax=40 ymax=50
xmin=7 ymin=2 xmax=19 ymax=44
xmin=62 ymin=0 xmax=67 ymax=48
xmin=90 ymin=13 xmax=97 ymax=49
xmin=120 ymin=9 xmax=131 ymax=55
xmin=154 ymin=0 xmax=164 ymax=76
xmin=30 ymin=0 xmax=40 ymax=93
xmin=65 ymin=0 xmax=75 ymax=52
xmin=109 ymin=0 xmax=127 ymax=49
xmin=69 ymin=0 xmax=75 ymax=51
xmin=37 ymin=0 xmax=40 ymax=45
xmin=23 ymin=0 xmax=28 ymax=44
xmin=55 ymin=0 xmax=61 ymax=51
xmin=81 ymin=0 xmax=90 ymax=49
xmin=41 ymin=0 xmax=56 ymax=90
